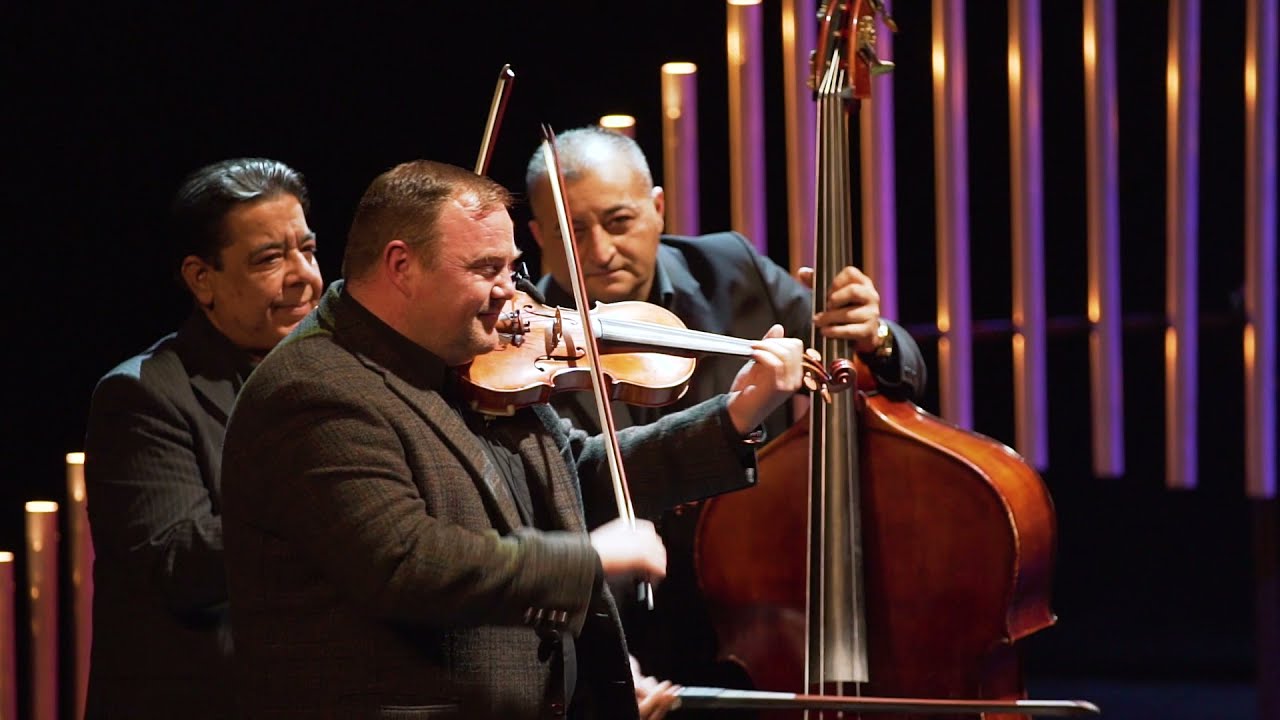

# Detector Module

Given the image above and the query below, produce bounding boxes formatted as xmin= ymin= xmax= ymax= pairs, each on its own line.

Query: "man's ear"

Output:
xmin=180 ymin=255 xmax=215 ymax=308
xmin=528 ymin=218 xmax=546 ymax=249
xmin=651 ymin=186 xmax=666 ymax=233
xmin=383 ymin=240 xmax=416 ymax=296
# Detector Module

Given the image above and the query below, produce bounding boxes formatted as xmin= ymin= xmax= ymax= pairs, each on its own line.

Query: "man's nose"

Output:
xmin=493 ymin=270 xmax=516 ymax=299
xmin=579 ymin=225 xmax=615 ymax=267
xmin=285 ymin=250 xmax=321 ymax=285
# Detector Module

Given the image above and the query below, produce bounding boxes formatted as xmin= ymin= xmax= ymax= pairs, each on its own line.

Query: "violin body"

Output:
xmin=696 ymin=376 xmax=1058 ymax=719
xmin=459 ymin=291 xmax=697 ymax=415
xmin=459 ymin=289 xmax=837 ymax=417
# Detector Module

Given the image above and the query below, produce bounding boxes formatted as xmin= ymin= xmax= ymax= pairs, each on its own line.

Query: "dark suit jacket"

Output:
xmin=84 ymin=311 xmax=252 ymax=719
xmin=537 ymin=232 xmax=928 ymax=687
xmin=221 ymin=281 xmax=757 ymax=719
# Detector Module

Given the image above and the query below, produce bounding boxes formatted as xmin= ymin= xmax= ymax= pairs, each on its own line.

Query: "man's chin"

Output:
xmin=469 ymin=329 xmax=502 ymax=357
xmin=587 ymin=279 xmax=638 ymax=305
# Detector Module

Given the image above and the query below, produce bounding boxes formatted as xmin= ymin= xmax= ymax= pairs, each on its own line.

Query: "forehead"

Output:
xmin=436 ymin=201 xmax=516 ymax=255
xmin=566 ymin=145 xmax=649 ymax=197
xmin=220 ymin=194 xmax=306 ymax=245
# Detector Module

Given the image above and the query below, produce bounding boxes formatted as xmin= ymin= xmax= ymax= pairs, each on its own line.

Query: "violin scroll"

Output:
xmin=801 ymin=349 xmax=856 ymax=402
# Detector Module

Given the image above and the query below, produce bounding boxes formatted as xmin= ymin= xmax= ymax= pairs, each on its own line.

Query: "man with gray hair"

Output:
xmin=525 ymin=126 xmax=926 ymax=694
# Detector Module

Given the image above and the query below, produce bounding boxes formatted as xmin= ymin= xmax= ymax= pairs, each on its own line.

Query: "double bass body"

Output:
xmin=696 ymin=369 xmax=1058 ymax=718
xmin=696 ymin=3 xmax=1059 ymax=715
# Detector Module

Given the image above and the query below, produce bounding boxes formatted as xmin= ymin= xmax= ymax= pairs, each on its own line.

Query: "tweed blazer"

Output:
xmin=538 ymin=232 xmax=928 ymax=688
xmin=221 ymin=282 xmax=756 ymax=719
xmin=84 ymin=311 xmax=251 ymax=719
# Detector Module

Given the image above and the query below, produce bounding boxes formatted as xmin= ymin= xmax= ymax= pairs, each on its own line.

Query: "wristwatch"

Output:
xmin=872 ymin=319 xmax=894 ymax=362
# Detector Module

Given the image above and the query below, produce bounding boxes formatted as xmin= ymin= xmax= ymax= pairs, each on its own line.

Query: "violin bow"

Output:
xmin=538 ymin=125 xmax=653 ymax=609
xmin=474 ymin=64 xmax=515 ymax=175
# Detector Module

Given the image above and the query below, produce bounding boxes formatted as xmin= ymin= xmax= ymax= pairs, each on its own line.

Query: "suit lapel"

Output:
xmin=657 ymin=244 xmax=719 ymax=334
xmin=378 ymin=369 xmax=525 ymax=533
xmin=188 ymin=373 xmax=236 ymax=424
xmin=526 ymin=406 xmax=586 ymax=533
xmin=173 ymin=312 xmax=247 ymax=425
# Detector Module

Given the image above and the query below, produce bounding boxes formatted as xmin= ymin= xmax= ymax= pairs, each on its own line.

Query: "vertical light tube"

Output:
xmin=1245 ymin=0 xmax=1277 ymax=499
xmin=1165 ymin=0 xmax=1200 ymax=490
xmin=1008 ymin=0 xmax=1048 ymax=469
xmin=932 ymin=0 xmax=973 ymax=429
xmin=25 ymin=501 xmax=59 ymax=720
xmin=598 ymin=114 xmax=636 ymax=138
xmin=860 ymin=6 xmax=899 ymax=320
xmin=0 ymin=552 xmax=15 ymax=720
xmin=727 ymin=0 xmax=768 ymax=254
xmin=782 ymin=0 xmax=816 ymax=272
xmin=67 ymin=453 xmax=93 ymax=720
xmin=1084 ymin=0 xmax=1126 ymax=477
xmin=661 ymin=62 xmax=701 ymax=236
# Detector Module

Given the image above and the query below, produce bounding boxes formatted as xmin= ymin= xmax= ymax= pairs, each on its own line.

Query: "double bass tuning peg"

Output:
xmin=865 ymin=0 xmax=898 ymax=33
xmin=856 ymin=14 xmax=896 ymax=77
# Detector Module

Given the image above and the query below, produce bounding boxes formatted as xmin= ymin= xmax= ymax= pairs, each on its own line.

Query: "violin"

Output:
xmin=457 ymin=288 xmax=843 ymax=416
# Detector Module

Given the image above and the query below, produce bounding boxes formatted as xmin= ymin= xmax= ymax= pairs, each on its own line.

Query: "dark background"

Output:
xmin=3 ymin=2 xmax=1272 ymax=717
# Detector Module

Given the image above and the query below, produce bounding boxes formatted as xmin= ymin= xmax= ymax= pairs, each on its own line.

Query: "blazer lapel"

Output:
xmin=188 ymin=373 xmax=237 ymax=424
xmin=525 ymin=405 xmax=587 ymax=533
xmin=658 ymin=245 xmax=719 ymax=333
xmin=174 ymin=312 xmax=247 ymax=425
xmin=378 ymin=369 xmax=525 ymax=533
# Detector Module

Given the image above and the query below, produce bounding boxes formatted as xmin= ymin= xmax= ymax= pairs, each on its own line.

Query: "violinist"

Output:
xmin=219 ymin=159 xmax=807 ymax=720
xmin=524 ymin=127 xmax=927 ymax=690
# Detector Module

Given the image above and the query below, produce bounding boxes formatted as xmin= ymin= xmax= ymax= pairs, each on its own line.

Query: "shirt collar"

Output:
xmin=322 ymin=280 xmax=450 ymax=392
xmin=180 ymin=309 xmax=258 ymax=389
xmin=539 ymin=261 xmax=675 ymax=310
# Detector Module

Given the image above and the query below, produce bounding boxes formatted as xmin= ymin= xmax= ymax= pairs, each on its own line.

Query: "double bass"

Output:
xmin=694 ymin=3 xmax=1061 ymax=717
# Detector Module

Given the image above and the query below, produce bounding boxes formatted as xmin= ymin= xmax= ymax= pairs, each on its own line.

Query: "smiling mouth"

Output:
xmin=273 ymin=301 xmax=314 ymax=314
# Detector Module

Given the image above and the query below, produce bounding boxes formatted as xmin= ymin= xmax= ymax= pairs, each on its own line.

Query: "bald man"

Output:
xmin=524 ymin=127 xmax=926 ymax=693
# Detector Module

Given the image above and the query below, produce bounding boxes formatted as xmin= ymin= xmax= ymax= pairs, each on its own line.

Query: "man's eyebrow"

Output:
xmin=469 ymin=250 xmax=523 ymax=267
xmin=248 ymin=232 xmax=317 ymax=256
xmin=248 ymin=240 xmax=286 ymax=256
xmin=602 ymin=202 xmax=640 ymax=216
xmin=569 ymin=203 xmax=637 ymax=227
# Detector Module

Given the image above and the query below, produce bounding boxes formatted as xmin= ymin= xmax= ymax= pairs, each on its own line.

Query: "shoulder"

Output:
xmin=245 ymin=330 xmax=365 ymax=408
xmin=659 ymin=232 xmax=791 ymax=289
xmin=661 ymin=232 xmax=799 ymax=298
xmin=659 ymin=232 xmax=761 ymax=268
xmin=90 ymin=332 xmax=187 ymax=412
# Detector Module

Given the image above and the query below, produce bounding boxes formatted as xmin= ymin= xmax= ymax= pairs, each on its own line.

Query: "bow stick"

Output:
xmin=539 ymin=124 xmax=653 ymax=609
xmin=475 ymin=64 xmax=515 ymax=175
